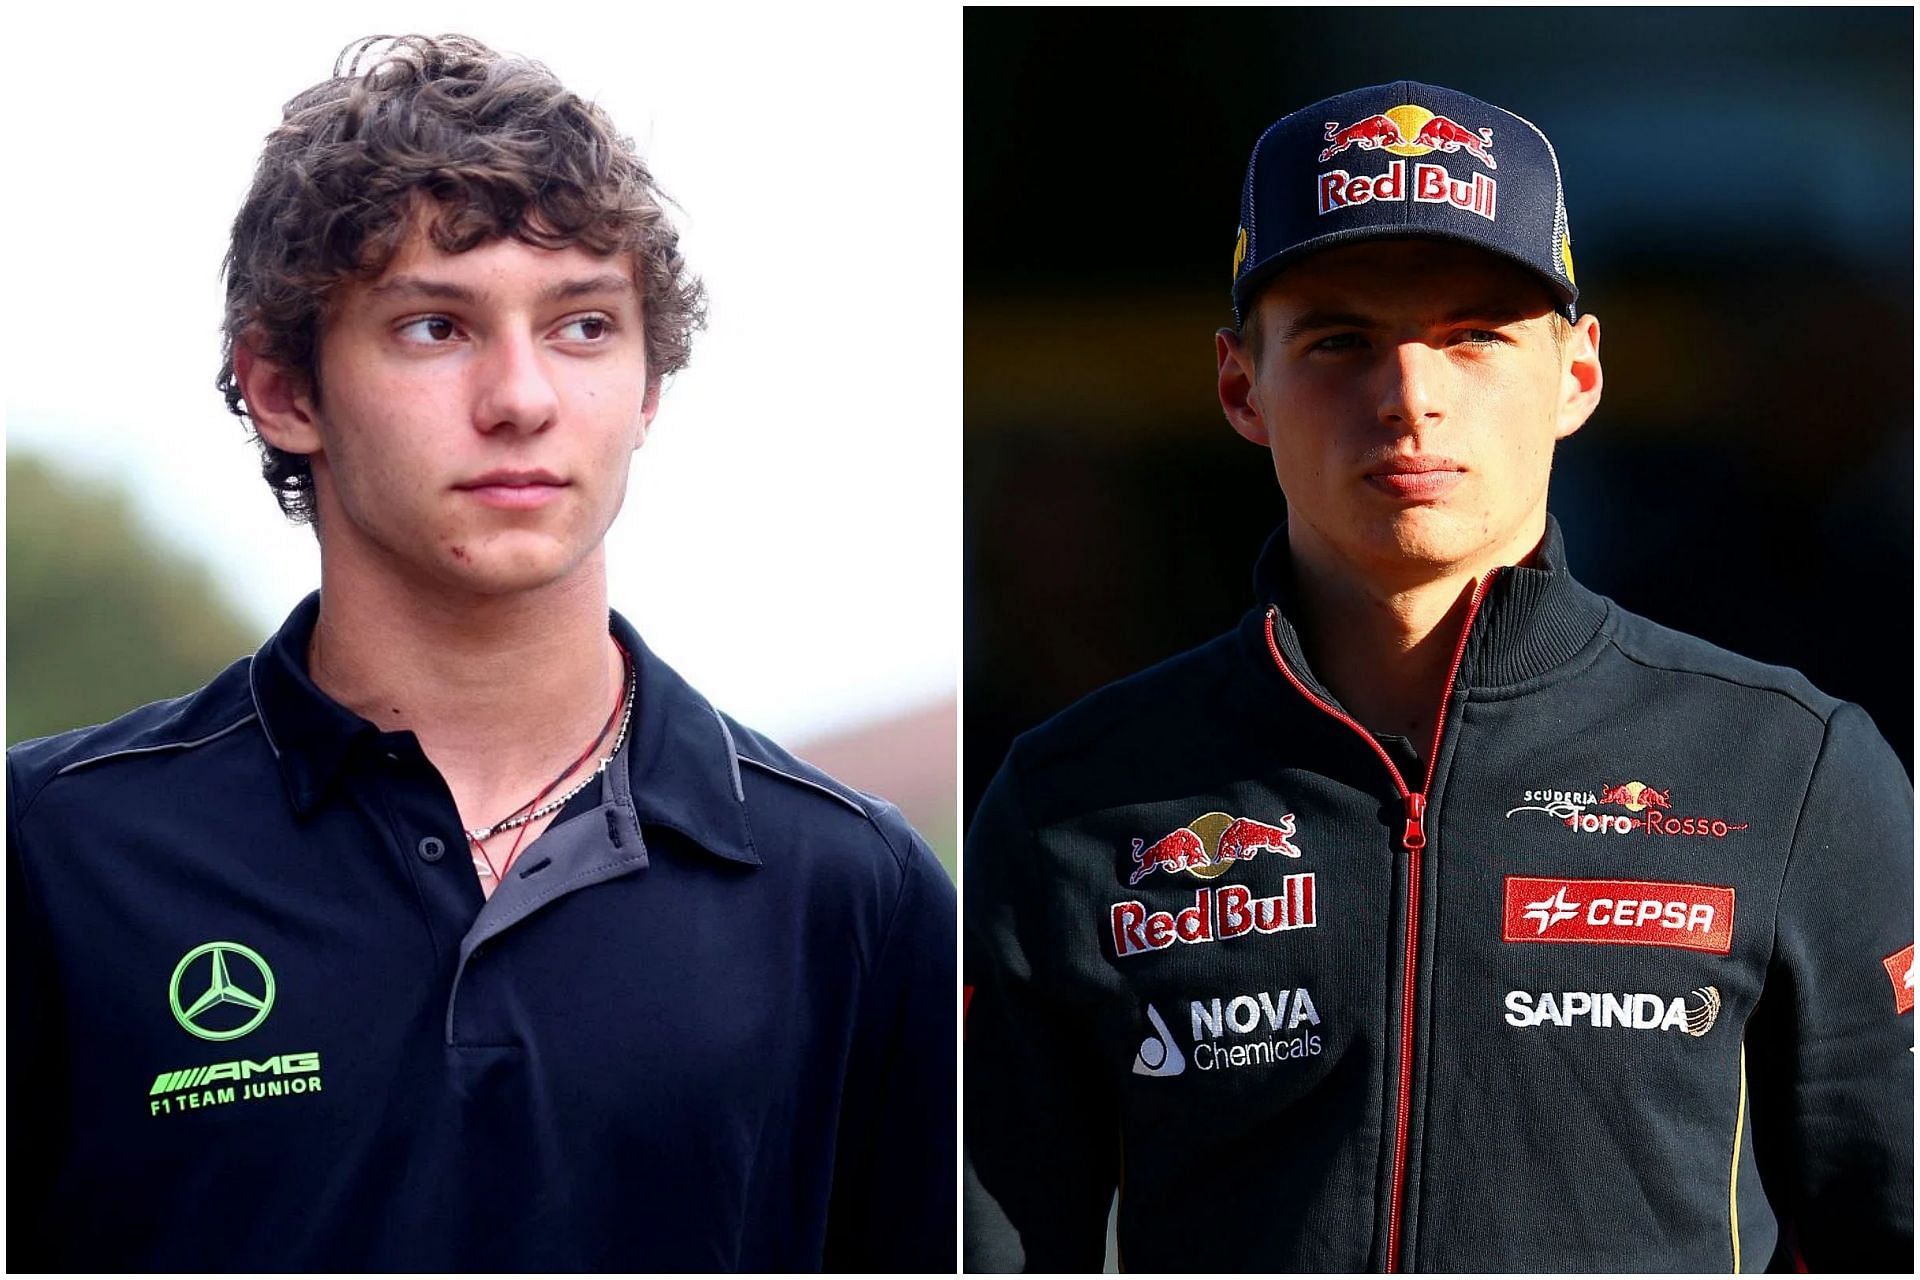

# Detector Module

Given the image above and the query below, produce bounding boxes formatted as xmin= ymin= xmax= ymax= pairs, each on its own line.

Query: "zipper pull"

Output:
xmin=1401 ymin=793 xmax=1427 ymax=852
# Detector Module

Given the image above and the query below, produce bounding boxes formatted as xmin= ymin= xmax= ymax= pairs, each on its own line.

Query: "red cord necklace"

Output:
xmin=467 ymin=643 xmax=634 ymax=885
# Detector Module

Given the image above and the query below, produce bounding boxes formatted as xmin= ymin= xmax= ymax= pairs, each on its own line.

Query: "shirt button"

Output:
xmin=417 ymin=836 xmax=446 ymax=863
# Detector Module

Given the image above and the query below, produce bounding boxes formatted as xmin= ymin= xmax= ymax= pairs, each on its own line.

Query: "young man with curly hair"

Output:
xmin=8 ymin=34 xmax=954 ymax=1271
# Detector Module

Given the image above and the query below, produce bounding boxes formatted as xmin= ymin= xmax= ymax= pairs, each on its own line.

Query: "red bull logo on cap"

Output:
xmin=1317 ymin=103 xmax=1498 ymax=222
xmin=1319 ymin=104 xmax=1496 ymax=169
xmin=1127 ymin=812 xmax=1301 ymax=887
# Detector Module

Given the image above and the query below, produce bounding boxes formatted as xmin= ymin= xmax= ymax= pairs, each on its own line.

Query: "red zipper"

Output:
xmin=1261 ymin=570 xmax=1498 ymax=1273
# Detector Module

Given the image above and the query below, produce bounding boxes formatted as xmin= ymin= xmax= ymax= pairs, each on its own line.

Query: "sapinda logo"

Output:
xmin=1505 ymin=986 xmax=1721 ymax=1036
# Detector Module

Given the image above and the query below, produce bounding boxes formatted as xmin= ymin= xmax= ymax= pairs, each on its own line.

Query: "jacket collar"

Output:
xmin=249 ymin=592 xmax=759 ymax=867
xmin=1250 ymin=514 xmax=1610 ymax=697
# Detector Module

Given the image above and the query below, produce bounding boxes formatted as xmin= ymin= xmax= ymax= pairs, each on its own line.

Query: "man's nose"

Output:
xmin=1375 ymin=340 xmax=1447 ymax=432
xmin=472 ymin=332 xmax=559 ymax=435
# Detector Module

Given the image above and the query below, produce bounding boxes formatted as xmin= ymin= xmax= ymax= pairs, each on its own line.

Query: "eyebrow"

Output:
xmin=1275 ymin=303 xmax=1541 ymax=346
xmin=367 ymin=272 xmax=636 ymax=306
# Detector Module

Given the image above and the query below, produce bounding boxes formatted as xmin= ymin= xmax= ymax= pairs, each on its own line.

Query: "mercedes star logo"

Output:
xmin=169 ymin=941 xmax=276 ymax=1041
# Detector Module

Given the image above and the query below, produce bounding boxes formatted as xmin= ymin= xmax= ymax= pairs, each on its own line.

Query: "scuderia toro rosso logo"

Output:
xmin=1111 ymin=812 xmax=1315 ymax=959
xmin=1317 ymin=103 xmax=1497 ymax=221
xmin=1506 ymin=780 xmax=1750 ymax=840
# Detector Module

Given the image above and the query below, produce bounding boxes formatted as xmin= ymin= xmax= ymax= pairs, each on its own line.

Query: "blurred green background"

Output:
xmin=7 ymin=453 xmax=257 ymax=747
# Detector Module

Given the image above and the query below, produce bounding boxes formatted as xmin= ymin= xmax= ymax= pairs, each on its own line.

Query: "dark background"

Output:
xmin=965 ymin=6 xmax=1914 ymax=824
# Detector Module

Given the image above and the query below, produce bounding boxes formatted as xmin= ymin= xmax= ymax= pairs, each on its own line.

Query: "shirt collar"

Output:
xmin=250 ymin=592 xmax=760 ymax=867
xmin=1249 ymin=513 xmax=1610 ymax=694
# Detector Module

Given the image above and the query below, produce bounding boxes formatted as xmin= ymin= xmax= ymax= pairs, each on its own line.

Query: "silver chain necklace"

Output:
xmin=465 ymin=656 xmax=637 ymax=844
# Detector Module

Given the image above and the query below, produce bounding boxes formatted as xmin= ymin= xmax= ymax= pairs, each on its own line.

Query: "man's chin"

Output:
xmin=1349 ymin=508 xmax=1490 ymax=573
xmin=429 ymin=538 xmax=588 ymax=598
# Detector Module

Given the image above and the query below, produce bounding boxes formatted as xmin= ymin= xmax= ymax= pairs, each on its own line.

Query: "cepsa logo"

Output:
xmin=1317 ymin=104 xmax=1497 ymax=222
xmin=1506 ymin=986 xmax=1722 ymax=1036
xmin=1503 ymin=876 xmax=1735 ymax=954
xmin=1506 ymin=781 xmax=1750 ymax=840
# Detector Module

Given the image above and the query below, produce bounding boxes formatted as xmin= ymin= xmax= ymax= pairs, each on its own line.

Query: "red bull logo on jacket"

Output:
xmin=1127 ymin=812 xmax=1300 ymax=887
xmin=1317 ymin=103 xmax=1498 ymax=221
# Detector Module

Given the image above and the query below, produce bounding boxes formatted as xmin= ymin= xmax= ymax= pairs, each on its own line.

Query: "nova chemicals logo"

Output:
xmin=169 ymin=941 xmax=275 ymax=1041
xmin=1132 ymin=1004 xmax=1186 ymax=1077
xmin=1132 ymin=991 xmax=1324 ymax=1078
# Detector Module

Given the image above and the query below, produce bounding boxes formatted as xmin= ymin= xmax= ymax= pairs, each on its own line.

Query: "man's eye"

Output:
xmin=556 ymin=315 xmax=613 ymax=342
xmin=1311 ymin=333 xmax=1364 ymax=352
xmin=397 ymin=316 xmax=460 ymax=343
xmin=1456 ymin=328 xmax=1504 ymax=345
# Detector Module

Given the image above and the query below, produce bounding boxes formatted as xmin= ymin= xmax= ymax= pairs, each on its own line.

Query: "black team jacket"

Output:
xmin=965 ymin=518 xmax=1912 ymax=1272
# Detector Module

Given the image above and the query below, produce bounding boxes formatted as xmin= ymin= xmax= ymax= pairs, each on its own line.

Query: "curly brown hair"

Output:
xmin=217 ymin=33 xmax=706 ymax=524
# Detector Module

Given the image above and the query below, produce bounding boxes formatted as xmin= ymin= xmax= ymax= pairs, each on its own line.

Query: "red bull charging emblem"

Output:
xmin=1127 ymin=812 xmax=1300 ymax=886
xmin=1317 ymin=103 xmax=1497 ymax=221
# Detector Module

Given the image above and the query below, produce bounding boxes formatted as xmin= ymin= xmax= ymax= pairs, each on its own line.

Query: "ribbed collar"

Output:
xmin=248 ymin=591 xmax=759 ymax=866
xmin=1249 ymin=514 xmax=1610 ymax=700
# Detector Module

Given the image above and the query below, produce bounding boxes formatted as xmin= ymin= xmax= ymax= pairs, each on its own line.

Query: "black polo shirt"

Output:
xmin=7 ymin=592 xmax=956 ymax=1271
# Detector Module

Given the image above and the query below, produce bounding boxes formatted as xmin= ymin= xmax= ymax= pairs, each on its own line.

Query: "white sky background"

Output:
xmin=2 ymin=3 xmax=961 ymax=743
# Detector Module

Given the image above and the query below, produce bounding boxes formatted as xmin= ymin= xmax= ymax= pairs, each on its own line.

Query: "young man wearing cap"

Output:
xmin=7 ymin=35 xmax=954 ymax=1271
xmin=965 ymin=80 xmax=1911 ymax=1272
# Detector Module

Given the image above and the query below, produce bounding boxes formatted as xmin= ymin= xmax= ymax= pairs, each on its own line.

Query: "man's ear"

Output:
xmin=632 ymin=379 xmax=661 ymax=452
xmin=232 ymin=335 xmax=324 ymax=456
xmin=1217 ymin=327 xmax=1268 ymax=447
xmin=1553 ymin=314 xmax=1603 ymax=442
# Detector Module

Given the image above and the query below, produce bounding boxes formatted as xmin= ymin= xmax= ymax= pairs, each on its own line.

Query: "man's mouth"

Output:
xmin=455 ymin=470 xmax=569 ymax=509
xmin=1364 ymin=457 xmax=1466 ymax=502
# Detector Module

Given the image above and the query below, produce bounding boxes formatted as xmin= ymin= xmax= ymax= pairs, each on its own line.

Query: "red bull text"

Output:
xmin=1318 ymin=159 xmax=1495 ymax=222
xmin=1111 ymin=876 xmax=1318 ymax=958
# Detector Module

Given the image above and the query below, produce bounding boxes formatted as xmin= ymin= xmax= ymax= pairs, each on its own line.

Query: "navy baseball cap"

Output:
xmin=1230 ymin=80 xmax=1578 ymax=328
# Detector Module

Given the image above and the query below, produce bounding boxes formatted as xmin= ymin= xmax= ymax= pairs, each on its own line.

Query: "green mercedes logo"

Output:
xmin=169 ymin=941 xmax=275 ymax=1042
